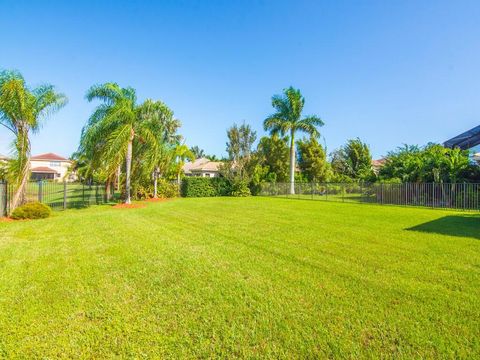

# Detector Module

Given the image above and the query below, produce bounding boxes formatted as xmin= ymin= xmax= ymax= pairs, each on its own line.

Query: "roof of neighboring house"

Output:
xmin=31 ymin=166 xmax=58 ymax=174
xmin=371 ymin=158 xmax=386 ymax=168
xmin=30 ymin=153 xmax=70 ymax=162
xmin=444 ymin=125 xmax=480 ymax=150
xmin=183 ymin=158 xmax=223 ymax=173
xmin=0 ymin=153 xmax=9 ymax=161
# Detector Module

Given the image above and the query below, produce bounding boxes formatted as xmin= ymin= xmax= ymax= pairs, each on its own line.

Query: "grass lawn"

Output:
xmin=0 ymin=197 xmax=479 ymax=358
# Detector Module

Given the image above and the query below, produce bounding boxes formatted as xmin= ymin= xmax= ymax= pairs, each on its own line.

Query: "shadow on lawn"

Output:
xmin=407 ymin=215 xmax=480 ymax=240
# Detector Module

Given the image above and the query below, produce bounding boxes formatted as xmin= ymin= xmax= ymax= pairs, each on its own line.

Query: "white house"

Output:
xmin=30 ymin=153 xmax=75 ymax=182
xmin=183 ymin=158 xmax=223 ymax=178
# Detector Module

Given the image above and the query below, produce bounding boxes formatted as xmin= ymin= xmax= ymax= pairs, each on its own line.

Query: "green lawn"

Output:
xmin=0 ymin=198 xmax=479 ymax=358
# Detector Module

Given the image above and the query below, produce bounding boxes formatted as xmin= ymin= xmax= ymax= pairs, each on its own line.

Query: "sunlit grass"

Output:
xmin=0 ymin=197 xmax=479 ymax=358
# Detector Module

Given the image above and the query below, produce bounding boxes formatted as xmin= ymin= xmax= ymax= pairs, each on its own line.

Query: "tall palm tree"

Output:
xmin=264 ymin=87 xmax=323 ymax=194
xmin=84 ymin=83 xmax=163 ymax=204
xmin=0 ymin=70 xmax=67 ymax=209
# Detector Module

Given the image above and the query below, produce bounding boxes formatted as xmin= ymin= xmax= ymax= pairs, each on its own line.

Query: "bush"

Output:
xmin=181 ymin=177 xmax=218 ymax=197
xmin=230 ymin=179 xmax=251 ymax=197
xmin=133 ymin=180 xmax=179 ymax=200
xmin=11 ymin=202 xmax=51 ymax=220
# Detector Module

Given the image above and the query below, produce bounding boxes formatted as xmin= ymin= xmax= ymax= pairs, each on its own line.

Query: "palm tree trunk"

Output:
xmin=105 ymin=179 xmax=111 ymax=202
xmin=116 ymin=165 xmax=121 ymax=191
xmin=153 ymin=167 xmax=158 ymax=199
xmin=11 ymin=126 xmax=30 ymax=210
xmin=289 ymin=130 xmax=295 ymax=195
xmin=125 ymin=131 xmax=134 ymax=204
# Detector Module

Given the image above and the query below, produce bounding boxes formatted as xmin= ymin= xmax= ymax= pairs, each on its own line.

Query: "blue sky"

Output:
xmin=1 ymin=0 xmax=479 ymax=159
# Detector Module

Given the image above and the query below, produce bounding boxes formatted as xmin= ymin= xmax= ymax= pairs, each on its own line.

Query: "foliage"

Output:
xmin=0 ymin=69 xmax=67 ymax=209
xmin=181 ymin=177 xmax=218 ymax=197
xmin=189 ymin=145 xmax=205 ymax=158
xmin=263 ymin=87 xmax=324 ymax=194
xmin=331 ymin=138 xmax=375 ymax=182
xmin=133 ymin=179 xmax=179 ymax=200
xmin=297 ymin=137 xmax=330 ymax=182
xmin=379 ymin=144 xmax=476 ymax=183
xmin=180 ymin=177 xmax=232 ymax=197
xmin=254 ymin=135 xmax=290 ymax=182
xmin=10 ymin=201 xmax=51 ymax=220
xmin=81 ymin=84 xmax=180 ymax=203
xmin=0 ymin=198 xmax=479 ymax=358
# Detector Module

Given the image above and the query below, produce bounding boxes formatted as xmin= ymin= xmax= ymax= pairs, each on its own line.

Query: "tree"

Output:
xmin=173 ymin=144 xmax=195 ymax=184
xmin=190 ymin=146 xmax=205 ymax=159
xmin=255 ymin=135 xmax=290 ymax=182
xmin=297 ymin=137 xmax=330 ymax=182
xmin=264 ymin=87 xmax=323 ymax=194
xmin=0 ymin=70 xmax=67 ymax=209
xmin=225 ymin=122 xmax=257 ymax=179
xmin=331 ymin=138 xmax=374 ymax=181
xmin=83 ymin=83 xmax=164 ymax=204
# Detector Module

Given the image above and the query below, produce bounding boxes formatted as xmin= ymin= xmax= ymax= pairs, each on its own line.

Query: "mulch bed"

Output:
xmin=0 ymin=217 xmax=15 ymax=222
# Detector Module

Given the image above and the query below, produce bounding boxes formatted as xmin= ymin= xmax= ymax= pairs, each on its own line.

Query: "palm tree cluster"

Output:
xmin=77 ymin=83 xmax=188 ymax=203
xmin=0 ymin=70 xmax=67 ymax=208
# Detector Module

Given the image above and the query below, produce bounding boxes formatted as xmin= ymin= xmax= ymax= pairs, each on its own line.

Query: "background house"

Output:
xmin=183 ymin=158 xmax=223 ymax=178
xmin=30 ymin=153 xmax=75 ymax=182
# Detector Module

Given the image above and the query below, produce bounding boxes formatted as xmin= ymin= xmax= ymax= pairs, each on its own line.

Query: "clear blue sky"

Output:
xmin=1 ymin=0 xmax=479 ymax=159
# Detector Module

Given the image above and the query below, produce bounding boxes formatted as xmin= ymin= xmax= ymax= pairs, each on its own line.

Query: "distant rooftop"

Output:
xmin=443 ymin=125 xmax=480 ymax=150
xmin=30 ymin=153 xmax=70 ymax=161
xmin=183 ymin=158 xmax=223 ymax=173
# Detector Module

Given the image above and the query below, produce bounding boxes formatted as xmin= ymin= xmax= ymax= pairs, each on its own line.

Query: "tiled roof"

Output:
xmin=183 ymin=158 xmax=222 ymax=173
xmin=31 ymin=153 xmax=69 ymax=161
xmin=31 ymin=166 xmax=58 ymax=173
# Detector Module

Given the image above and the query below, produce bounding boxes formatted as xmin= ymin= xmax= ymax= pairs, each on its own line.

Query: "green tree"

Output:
xmin=173 ymin=144 xmax=195 ymax=184
xmin=264 ymin=87 xmax=323 ymax=194
xmin=83 ymin=83 xmax=164 ymax=204
xmin=190 ymin=146 xmax=205 ymax=159
xmin=255 ymin=135 xmax=290 ymax=182
xmin=331 ymin=138 xmax=374 ymax=181
xmin=0 ymin=70 xmax=67 ymax=209
xmin=225 ymin=122 xmax=257 ymax=179
xmin=297 ymin=137 xmax=330 ymax=182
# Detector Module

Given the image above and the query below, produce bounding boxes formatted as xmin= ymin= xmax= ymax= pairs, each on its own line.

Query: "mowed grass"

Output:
xmin=0 ymin=198 xmax=479 ymax=358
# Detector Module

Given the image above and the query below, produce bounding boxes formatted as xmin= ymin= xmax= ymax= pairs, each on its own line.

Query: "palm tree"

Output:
xmin=173 ymin=144 xmax=195 ymax=184
xmin=0 ymin=70 xmax=67 ymax=209
xmin=84 ymin=83 xmax=163 ymax=204
xmin=264 ymin=87 xmax=323 ymax=194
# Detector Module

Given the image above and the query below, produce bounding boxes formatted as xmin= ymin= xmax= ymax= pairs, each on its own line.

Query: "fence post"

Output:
xmin=63 ymin=180 xmax=67 ymax=210
xmin=38 ymin=180 xmax=43 ymax=203
xmin=0 ymin=181 xmax=6 ymax=217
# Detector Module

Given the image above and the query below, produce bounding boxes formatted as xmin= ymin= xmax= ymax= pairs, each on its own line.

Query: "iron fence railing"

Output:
xmin=259 ymin=182 xmax=480 ymax=211
xmin=0 ymin=180 xmax=115 ymax=216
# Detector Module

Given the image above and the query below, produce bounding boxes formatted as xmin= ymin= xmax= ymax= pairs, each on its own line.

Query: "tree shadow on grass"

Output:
xmin=407 ymin=215 xmax=480 ymax=240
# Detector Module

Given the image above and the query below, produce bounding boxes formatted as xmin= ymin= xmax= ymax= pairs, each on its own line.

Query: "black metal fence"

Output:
xmin=259 ymin=182 xmax=480 ymax=211
xmin=0 ymin=180 xmax=115 ymax=216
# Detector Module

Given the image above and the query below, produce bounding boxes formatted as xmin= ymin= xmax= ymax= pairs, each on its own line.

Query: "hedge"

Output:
xmin=181 ymin=177 xmax=231 ymax=197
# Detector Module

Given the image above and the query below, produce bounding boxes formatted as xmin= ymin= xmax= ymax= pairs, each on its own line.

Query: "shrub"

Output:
xmin=230 ymin=179 xmax=251 ymax=197
xmin=11 ymin=202 xmax=51 ymax=220
xmin=133 ymin=180 xmax=179 ymax=200
xmin=181 ymin=177 xmax=217 ymax=197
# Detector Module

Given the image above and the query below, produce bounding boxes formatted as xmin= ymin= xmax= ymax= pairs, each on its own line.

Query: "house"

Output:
xmin=371 ymin=158 xmax=386 ymax=174
xmin=30 ymin=153 xmax=75 ymax=182
xmin=444 ymin=125 xmax=480 ymax=165
xmin=183 ymin=158 xmax=223 ymax=178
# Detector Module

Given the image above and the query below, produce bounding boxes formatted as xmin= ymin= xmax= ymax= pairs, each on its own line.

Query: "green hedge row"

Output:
xmin=180 ymin=177 xmax=231 ymax=197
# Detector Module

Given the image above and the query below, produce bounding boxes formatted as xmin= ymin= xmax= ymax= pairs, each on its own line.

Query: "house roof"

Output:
xmin=371 ymin=158 xmax=386 ymax=167
xmin=183 ymin=158 xmax=223 ymax=173
xmin=444 ymin=125 xmax=480 ymax=150
xmin=0 ymin=153 xmax=9 ymax=161
xmin=31 ymin=152 xmax=70 ymax=161
xmin=31 ymin=166 xmax=58 ymax=174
